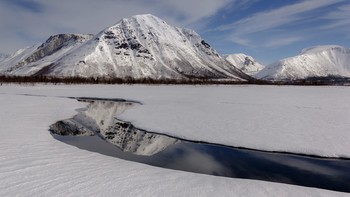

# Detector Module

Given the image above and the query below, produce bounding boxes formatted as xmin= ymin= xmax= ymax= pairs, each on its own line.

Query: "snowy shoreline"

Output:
xmin=53 ymin=96 xmax=350 ymax=160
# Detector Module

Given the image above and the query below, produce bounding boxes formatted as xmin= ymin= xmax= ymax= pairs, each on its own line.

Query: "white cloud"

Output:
xmin=151 ymin=0 xmax=232 ymax=25
xmin=219 ymin=0 xmax=344 ymax=46
xmin=322 ymin=4 xmax=350 ymax=29
xmin=229 ymin=35 xmax=252 ymax=47
xmin=264 ymin=36 xmax=304 ymax=48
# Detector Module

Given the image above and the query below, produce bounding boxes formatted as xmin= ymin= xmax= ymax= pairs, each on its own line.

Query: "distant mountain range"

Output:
xmin=0 ymin=14 xmax=249 ymax=81
xmin=255 ymin=45 xmax=350 ymax=80
xmin=0 ymin=14 xmax=349 ymax=83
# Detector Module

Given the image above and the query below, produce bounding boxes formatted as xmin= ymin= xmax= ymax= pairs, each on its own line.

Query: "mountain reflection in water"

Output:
xmin=51 ymin=98 xmax=350 ymax=193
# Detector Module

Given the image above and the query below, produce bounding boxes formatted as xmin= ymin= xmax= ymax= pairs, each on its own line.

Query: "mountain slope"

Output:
xmin=224 ymin=53 xmax=264 ymax=76
xmin=0 ymin=34 xmax=93 ymax=75
xmin=0 ymin=14 xmax=249 ymax=81
xmin=0 ymin=53 xmax=9 ymax=63
xmin=255 ymin=45 xmax=350 ymax=80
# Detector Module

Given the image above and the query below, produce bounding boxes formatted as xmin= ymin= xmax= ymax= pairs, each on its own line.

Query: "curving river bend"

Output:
xmin=50 ymin=98 xmax=350 ymax=193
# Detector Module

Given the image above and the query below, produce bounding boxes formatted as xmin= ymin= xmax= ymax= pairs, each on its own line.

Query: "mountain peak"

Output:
xmin=132 ymin=14 xmax=162 ymax=20
xmin=114 ymin=14 xmax=167 ymax=28
xmin=0 ymin=14 xmax=249 ymax=81
xmin=39 ymin=34 xmax=93 ymax=49
xmin=224 ymin=53 xmax=264 ymax=76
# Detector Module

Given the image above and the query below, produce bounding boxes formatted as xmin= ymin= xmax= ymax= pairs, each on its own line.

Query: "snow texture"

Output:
xmin=255 ymin=45 xmax=350 ymax=80
xmin=1 ymin=84 xmax=349 ymax=158
xmin=0 ymin=53 xmax=9 ymax=62
xmin=0 ymin=84 xmax=348 ymax=196
xmin=224 ymin=53 xmax=264 ymax=75
xmin=0 ymin=14 xmax=248 ymax=81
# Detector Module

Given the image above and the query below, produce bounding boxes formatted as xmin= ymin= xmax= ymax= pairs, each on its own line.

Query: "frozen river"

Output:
xmin=0 ymin=84 xmax=349 ymax=196
xmin=51 ymin=98 xmax=350 ymax=193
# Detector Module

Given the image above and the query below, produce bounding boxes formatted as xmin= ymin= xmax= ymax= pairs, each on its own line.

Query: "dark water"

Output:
xmin=52 ymin=98 xmax=350 ymax=193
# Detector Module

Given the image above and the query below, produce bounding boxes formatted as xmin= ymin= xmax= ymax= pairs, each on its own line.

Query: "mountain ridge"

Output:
xmin=0 ymin=14 xmax=249 ymax=81
xmin=255 ymin=45 xmax=350 ymax=80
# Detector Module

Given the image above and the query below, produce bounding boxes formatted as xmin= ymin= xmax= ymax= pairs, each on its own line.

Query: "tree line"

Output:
xmin=0 ymin=75 xmax=348 ymax=86
xmin=0 ymin=75 xmax=250 ymax=85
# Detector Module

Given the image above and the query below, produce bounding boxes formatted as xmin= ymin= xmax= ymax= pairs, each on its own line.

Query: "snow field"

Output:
xmin=0 ymin=84 xmax=349 ymax=196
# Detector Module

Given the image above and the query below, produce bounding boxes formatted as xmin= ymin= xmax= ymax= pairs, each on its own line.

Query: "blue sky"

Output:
xmin=0 ymin=0 xmax=349 ymax=64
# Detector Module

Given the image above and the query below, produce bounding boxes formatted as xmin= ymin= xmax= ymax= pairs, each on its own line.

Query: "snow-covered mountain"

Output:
xmin=255 ymin=45 xmax=350 ymax=80
xmin=0 ymin=34 xmax=93 ymax=75
xmin=0 ymin=14 xmax=249 ymax=81
xmin=224 ymin=53 xmax=264 ymax=76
